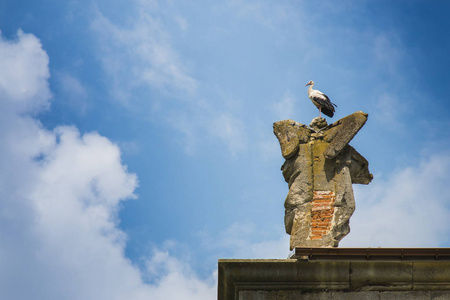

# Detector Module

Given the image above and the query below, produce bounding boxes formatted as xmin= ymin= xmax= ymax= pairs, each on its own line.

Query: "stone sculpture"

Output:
xmin=273 ymin=111 xmax=372 ymax=249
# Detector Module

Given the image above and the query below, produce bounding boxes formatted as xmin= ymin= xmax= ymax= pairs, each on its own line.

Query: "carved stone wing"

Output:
xmin=323 ymin=111 xmax=368 ymax=159
xmin=273 ymin=120 xmax=312 ymax=159
xmin=349 ymin=146 xmax=373 ymax=184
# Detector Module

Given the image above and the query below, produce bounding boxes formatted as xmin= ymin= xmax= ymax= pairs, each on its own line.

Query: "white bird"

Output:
xmin=305 ymin=80 xmax=337 ymax=118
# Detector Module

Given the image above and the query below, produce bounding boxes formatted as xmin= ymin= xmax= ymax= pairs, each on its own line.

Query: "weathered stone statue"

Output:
xmin=273 ymin=111 xmax=372 ymax=249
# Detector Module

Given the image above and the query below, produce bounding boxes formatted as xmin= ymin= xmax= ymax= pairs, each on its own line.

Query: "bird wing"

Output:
xmin=321 ymin=93 xmax=337 ymax=107
xmin=310 ymin=91 xmax=336 ymax=117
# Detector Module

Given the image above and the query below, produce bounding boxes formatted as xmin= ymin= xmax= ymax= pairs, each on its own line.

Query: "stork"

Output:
xmin=305 ymin=80 xmax=337 ymax=118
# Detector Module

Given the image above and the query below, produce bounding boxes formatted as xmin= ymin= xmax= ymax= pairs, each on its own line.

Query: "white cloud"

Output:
xmin=0 ymin=30 xmax=51 ymax=113
xmin=258 ymin=137 xmax=280 ymax=162
xmin=91 ymin=4 xmax=197 ymax=103
xmin=144 ymin=250 xmax=216 ymax=299
xmin=201 ymin=222 xmax=290 ymax=260
xmin=226 ymin=0 xmax=293 ymax=30
xmin=374 ymin=93 xmax=405 ymax=129
xmin=272 ymin=90 xmax=297 ymax=121
xmin=0 ymin=30 xmax=216 ymax=300
xmin=210 ymin=113 xmax=247 ymax=155
xmin=88 ymin=1 xmax=257 ymax=156
xmin=174 ymin=15 xmax=189 ymax=32
xmin=58 ymin=72 xmax=87 ymax=99
xmin=372 ymin=32 xmax=405 ymax=78
xmin=57 ymin=72 xmax=90 ymax=114
xmin=219 ymin=222 xmax=290 ymax=259
xmin=342 ymin=152 xmax=450 ymax=247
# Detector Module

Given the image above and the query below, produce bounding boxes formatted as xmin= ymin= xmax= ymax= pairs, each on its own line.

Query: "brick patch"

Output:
xmin=308 ymin=191 xmax=335 ymax=240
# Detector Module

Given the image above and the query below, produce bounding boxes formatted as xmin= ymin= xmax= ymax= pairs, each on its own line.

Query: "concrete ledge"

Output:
xmin=218 ymin=259 xmax=450 ymax=300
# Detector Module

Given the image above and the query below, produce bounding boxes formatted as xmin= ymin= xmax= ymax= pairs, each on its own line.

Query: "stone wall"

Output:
xmin=218 ymin=258 xmax=450 ymax=300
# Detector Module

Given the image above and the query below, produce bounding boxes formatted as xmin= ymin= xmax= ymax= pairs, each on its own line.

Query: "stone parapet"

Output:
xmin=218 ymin=249 xmax=450 ymax=300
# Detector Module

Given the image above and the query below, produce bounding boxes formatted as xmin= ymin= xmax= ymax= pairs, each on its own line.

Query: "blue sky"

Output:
xmin=1 ymin=0 xmax=450 ymax=299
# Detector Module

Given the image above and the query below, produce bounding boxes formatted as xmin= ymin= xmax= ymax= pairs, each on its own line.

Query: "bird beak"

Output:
xmin=305 ymin=82 xmax=311 ymax=86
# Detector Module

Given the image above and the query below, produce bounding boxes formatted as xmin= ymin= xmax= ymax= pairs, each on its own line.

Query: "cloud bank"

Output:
xmin=0 ymin=30 xmax=215 ymax=300
xmin=342 ymin=153 xmax=450 ymax=248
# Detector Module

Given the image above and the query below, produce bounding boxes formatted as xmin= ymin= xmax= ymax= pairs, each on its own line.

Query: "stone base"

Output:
xmin=218 ymin=248 xmax=450 ymax=300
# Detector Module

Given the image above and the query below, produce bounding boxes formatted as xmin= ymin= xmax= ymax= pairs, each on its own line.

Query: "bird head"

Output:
xmin=305 ymin=80 xmax=314 ymax=86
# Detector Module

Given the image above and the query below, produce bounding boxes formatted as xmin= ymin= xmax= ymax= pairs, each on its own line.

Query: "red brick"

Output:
xmin=314 ymin=225 xmax=329 ymax=229
xmin=308 ymin=190 xmax=336 ymax=240
xmin=312 ymin=206 xmax=333 ymax=211
xmin=314 ymin=222 xmax=330 ymax=226
xmin=314 ymin=199 xmax=331 ymax=203
xmin=314 ymin=191 xmax=334 ymax=196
